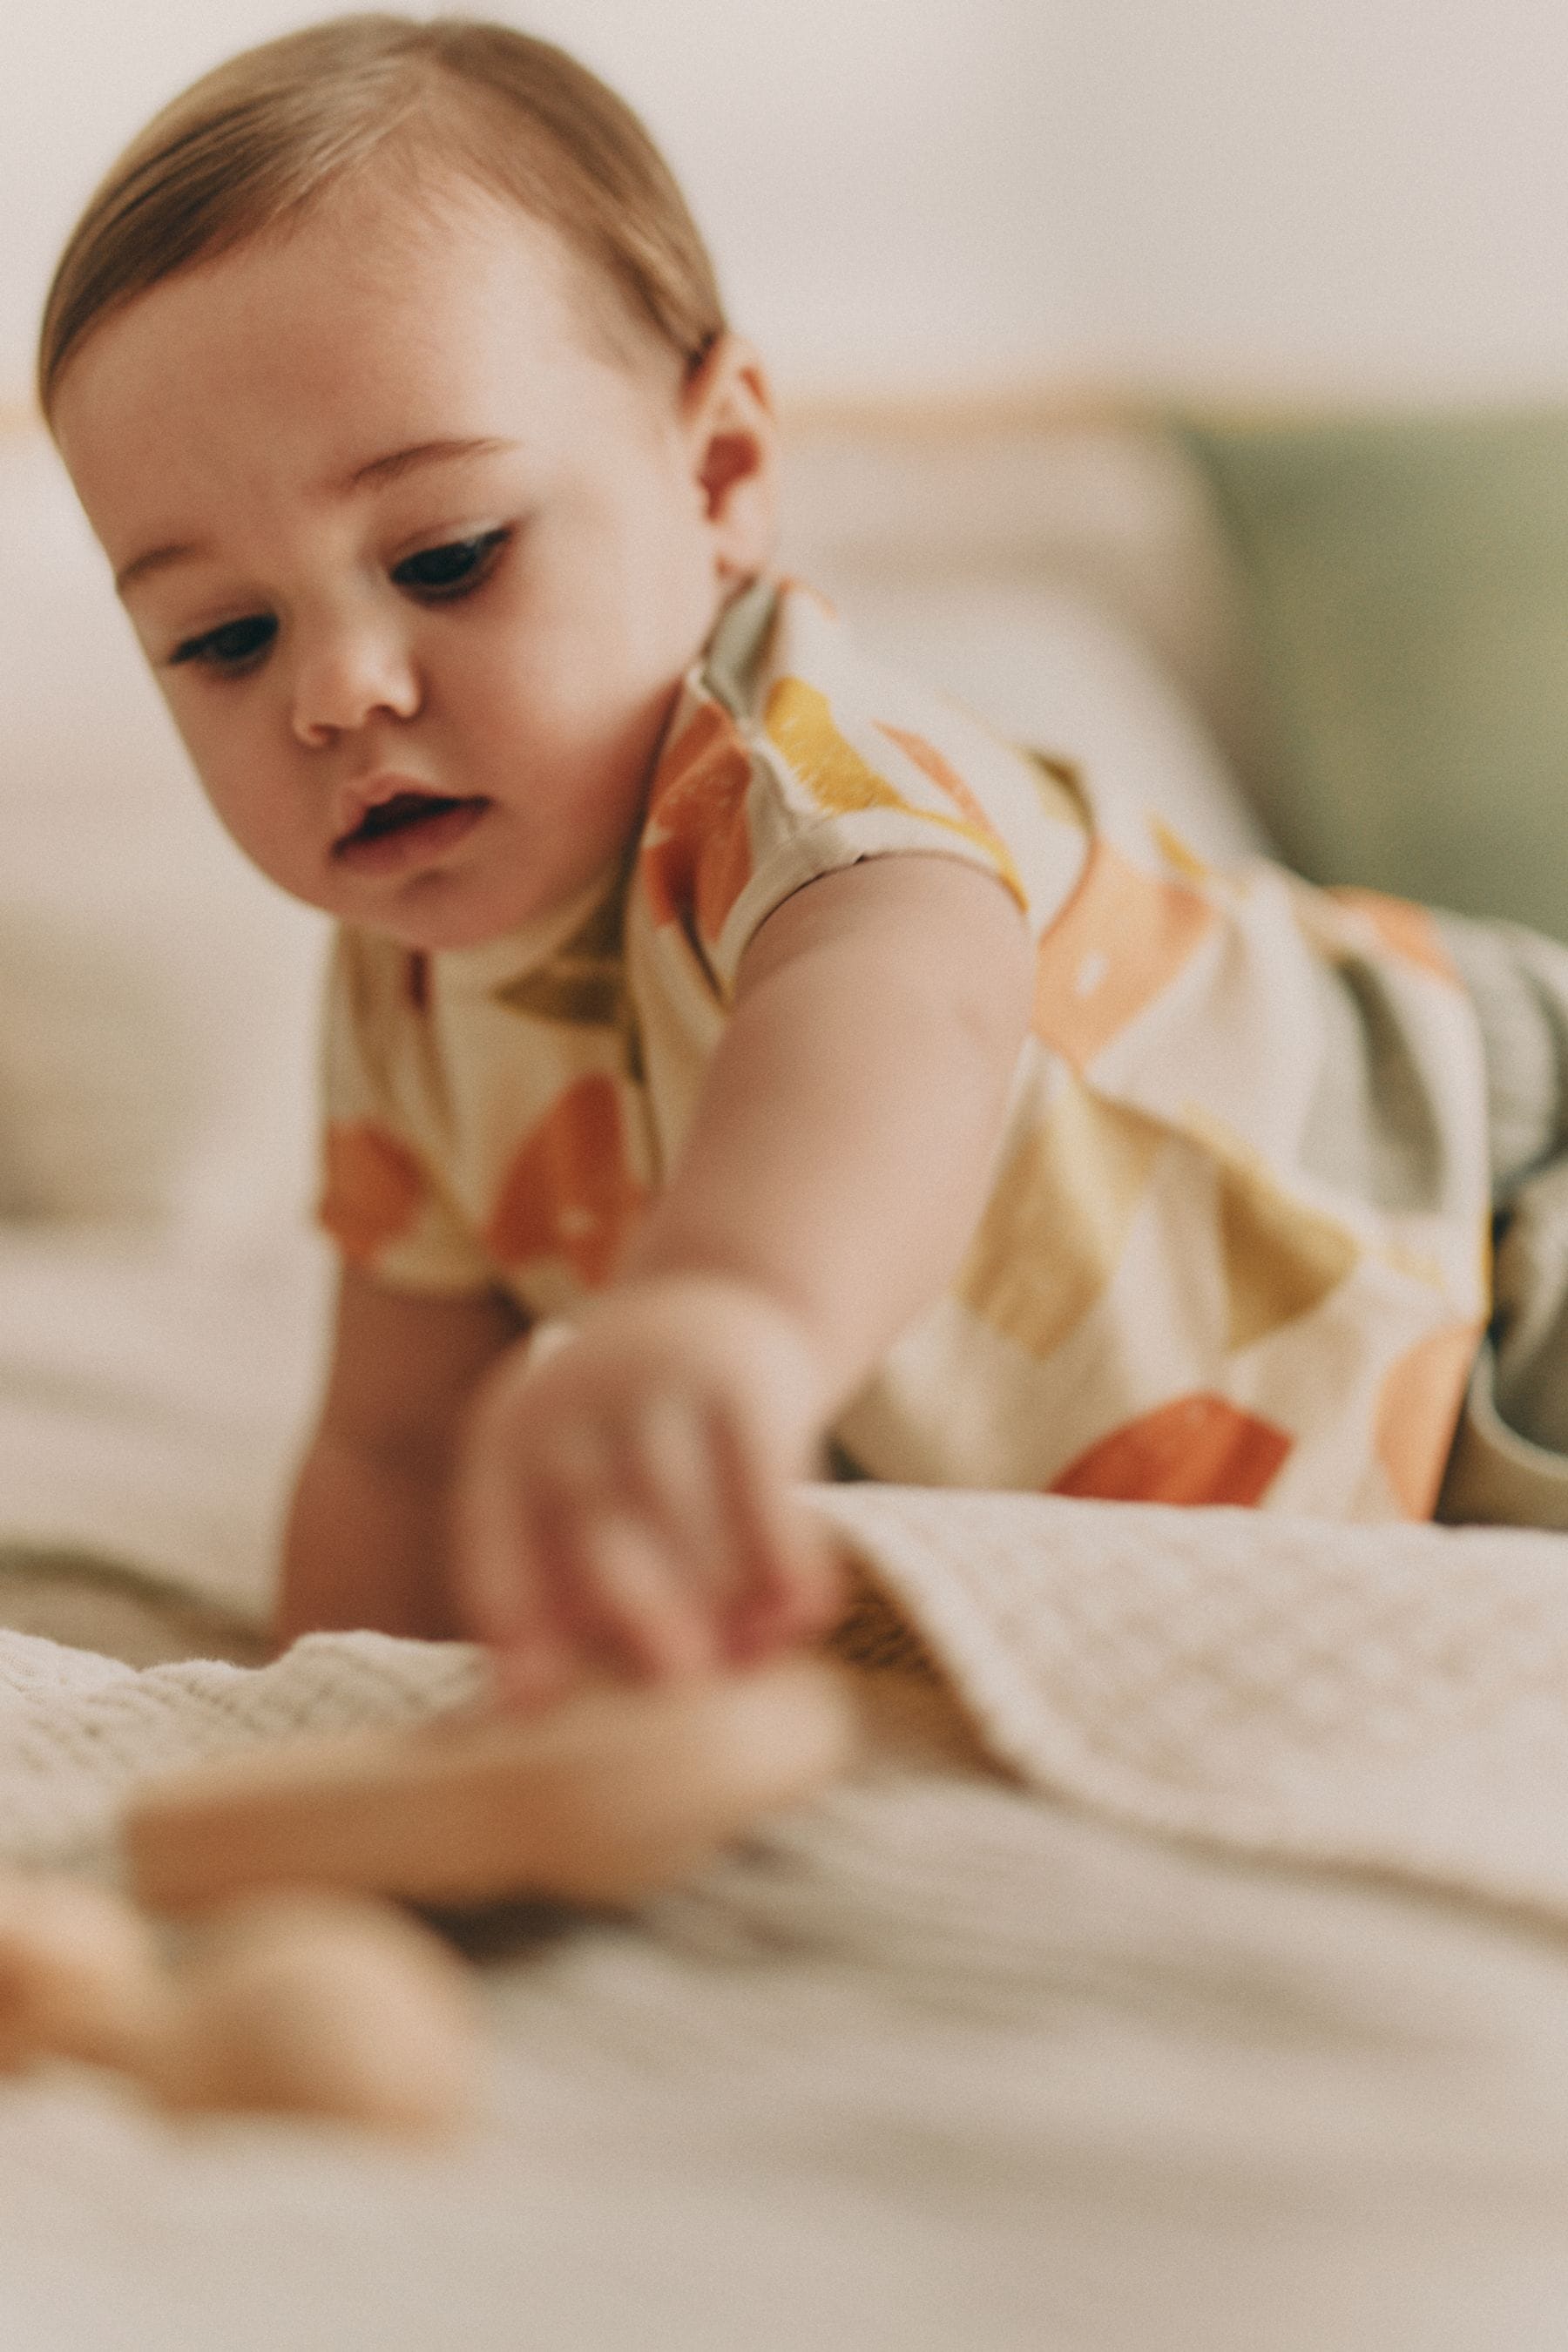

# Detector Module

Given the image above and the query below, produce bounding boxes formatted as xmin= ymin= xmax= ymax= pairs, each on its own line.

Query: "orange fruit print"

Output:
xmin=1049 ymin=1392 xmax=1292 ymax=1506
xmin=1033 ymin=841 xmax=1214 ymax=1070
xmin=317 ymin=1120 xmax=428 ymax=1266
xmin=485 ymin=1074 xmax=646 ymax=1288
xmin=640 ymin=701 xmax=755 ymax=948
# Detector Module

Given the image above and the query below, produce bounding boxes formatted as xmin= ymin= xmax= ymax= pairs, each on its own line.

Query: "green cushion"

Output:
xmin=1178 ymin=409 xmax=1568 ymax=943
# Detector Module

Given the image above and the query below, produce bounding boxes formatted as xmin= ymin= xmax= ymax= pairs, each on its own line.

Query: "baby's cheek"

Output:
xmin=197 ymin=767 xmax=315 ymax=899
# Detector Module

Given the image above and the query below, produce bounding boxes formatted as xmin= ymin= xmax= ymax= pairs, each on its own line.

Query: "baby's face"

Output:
xmin=54 ymin=177 xmax=764 ymax=951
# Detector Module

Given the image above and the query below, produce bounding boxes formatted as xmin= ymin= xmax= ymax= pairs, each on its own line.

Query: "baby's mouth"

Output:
xmin=332 ymin=790 xmax=492 ymax=873
xmin=337 ymin=790 xmax=463 ymax=848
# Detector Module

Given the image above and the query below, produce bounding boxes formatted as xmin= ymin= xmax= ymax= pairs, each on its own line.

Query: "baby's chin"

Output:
xmin=352 ymin=903 xmax=525 ymax=956
xmin=337 ymin=872 xmax=585 ymax=956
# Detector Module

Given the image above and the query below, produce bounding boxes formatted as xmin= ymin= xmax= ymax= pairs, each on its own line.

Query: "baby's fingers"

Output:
xmin=573 ymin=1510 xmax=720 ymax=1681
xmin=532 ymin=1402 xmax=732 ymax=1680
xmin=451 ymin=1436 xmax=585 ymax=1709
xmin=463 ymin=1420 xmax=725 ymax=1700
xmin=706 ymin=1409 xmax=844 ymax=1662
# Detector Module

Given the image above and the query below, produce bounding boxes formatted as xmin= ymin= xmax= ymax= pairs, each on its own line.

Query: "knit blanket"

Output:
xmin=818 ymin=1485 xmax=1568 ymax=1920
xmin=3 ymin=1483 xmax=1568 ymax=1929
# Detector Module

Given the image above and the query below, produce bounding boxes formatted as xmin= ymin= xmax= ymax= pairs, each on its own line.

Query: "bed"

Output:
xmin=3 ymin=397 xmax=1568 ymax=2350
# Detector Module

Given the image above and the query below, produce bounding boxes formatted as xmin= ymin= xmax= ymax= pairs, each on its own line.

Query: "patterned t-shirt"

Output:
xmin=319 ymin=577 xmax=1491 ymax=1521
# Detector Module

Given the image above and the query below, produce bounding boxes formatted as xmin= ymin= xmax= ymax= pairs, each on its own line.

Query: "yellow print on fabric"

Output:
xmin=763 ymin=678 xmax=1025 ymax=906
xmin=956 ymin=1078 xmax=1165 ymax=1359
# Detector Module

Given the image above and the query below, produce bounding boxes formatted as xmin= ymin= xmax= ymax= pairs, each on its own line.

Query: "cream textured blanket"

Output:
xmin=816 ymin=1484 xmax=1568 ymax=1920
xmin=2 ymin=1481 xmax=1567 ymax=1930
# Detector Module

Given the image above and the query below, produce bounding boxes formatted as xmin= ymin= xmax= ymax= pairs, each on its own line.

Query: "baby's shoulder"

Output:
xmin=639 ymin=578 xmax=1092 ymax=963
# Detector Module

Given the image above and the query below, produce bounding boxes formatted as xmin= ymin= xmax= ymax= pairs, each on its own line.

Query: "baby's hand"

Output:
xmin=453 ymin=1275 xmax=844 ymax=1706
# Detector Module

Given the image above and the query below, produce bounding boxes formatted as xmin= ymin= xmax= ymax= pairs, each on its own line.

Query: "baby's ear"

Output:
xmin=684 ymin=337 xmax=780 ymax=580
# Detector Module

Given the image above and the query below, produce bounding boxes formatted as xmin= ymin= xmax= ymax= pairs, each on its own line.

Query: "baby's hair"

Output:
xmin=37 ymin=11 xmax=727 ymax=416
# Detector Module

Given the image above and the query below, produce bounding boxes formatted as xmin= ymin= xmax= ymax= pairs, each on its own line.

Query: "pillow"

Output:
xmin=1178 ymin=409 xmax=1568 ymax=939
xmin=0 ymin=423 xmax=328 ymax=1233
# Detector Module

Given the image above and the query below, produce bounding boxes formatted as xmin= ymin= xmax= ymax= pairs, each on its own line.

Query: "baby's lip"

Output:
xmin=330 ymin=776 xmax=492 ymax=874
xmin=332 ymin=773 xmax=453 ymax=849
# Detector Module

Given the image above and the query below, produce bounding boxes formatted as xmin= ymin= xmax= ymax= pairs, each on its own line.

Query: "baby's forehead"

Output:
xmin=260 ymin=160 xmax=679 ymax=384
xmin=72 ymin=182 xmax=674 ymax=469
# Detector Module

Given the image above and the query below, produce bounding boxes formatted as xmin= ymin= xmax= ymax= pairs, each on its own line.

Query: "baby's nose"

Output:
xmin=292 ymin=619 xmax=421 ymax=744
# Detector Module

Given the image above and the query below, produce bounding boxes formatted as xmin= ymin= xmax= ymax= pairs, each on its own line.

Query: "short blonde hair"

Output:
xmin=38 ymin=12 xmax=727 ymax=416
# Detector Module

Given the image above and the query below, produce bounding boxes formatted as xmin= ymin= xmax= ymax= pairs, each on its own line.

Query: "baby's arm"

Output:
xmin=276 ymin=1267 xmax=525 ymax=1648
xmin=456 ymin=851 xmax=1034 ymax=1701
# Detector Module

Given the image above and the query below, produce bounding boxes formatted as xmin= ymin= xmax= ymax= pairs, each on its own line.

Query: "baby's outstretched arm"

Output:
xmin=455 ymin=851 xmax=1034 ymax=1703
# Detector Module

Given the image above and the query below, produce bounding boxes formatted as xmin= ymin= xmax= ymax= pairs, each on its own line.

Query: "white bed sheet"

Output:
xmin=2 ymin=1751 xmax=1568 ymax=2352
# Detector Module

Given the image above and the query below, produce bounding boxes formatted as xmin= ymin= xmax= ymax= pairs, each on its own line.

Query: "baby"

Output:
xmin=36 ymin=16 xmax=1568 ymax=1700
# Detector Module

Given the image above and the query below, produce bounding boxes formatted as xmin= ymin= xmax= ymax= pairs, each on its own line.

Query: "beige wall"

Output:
xmin=8 ymin=0 xmax=1568 ymax=409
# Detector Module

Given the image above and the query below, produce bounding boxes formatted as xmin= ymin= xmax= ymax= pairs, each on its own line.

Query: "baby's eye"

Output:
xmin=168 ymin=613 xmax=278 ymax=672
xmin=392 ymin=528 xmax=510 ymax=598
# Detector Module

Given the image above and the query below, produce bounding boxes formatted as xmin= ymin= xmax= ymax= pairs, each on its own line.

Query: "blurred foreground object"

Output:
xmin=0 ymin=1876 xmax=476 ymax=2137
xmin=125 ymin=1653 xmax=858 ymax=1912
xmin=0 ymin=1654 xmax=853 ymax=2136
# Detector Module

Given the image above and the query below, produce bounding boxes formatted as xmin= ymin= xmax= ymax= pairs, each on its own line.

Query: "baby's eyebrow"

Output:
xmin=341 ymin=436 xmax=519 ymax=490
xmin=114 ymin=438 xmax=519 ymax=596
xmin=117 ymin=540 xmax=203 ymax=597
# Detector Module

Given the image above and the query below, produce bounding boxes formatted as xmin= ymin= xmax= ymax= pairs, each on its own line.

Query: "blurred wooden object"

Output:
xmin=0 ymin=1874 xmax=166 ymax=2072
xmin=0 ymin=1652 xmax=855 ymax=2133
xmin=0 ymin=1876 xmax=475 ymax=2134
xmin=125 ymin=1654 xmax=858 ymax=1915
xmin=146 ymin=1893 xmax=476 ymax=2134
